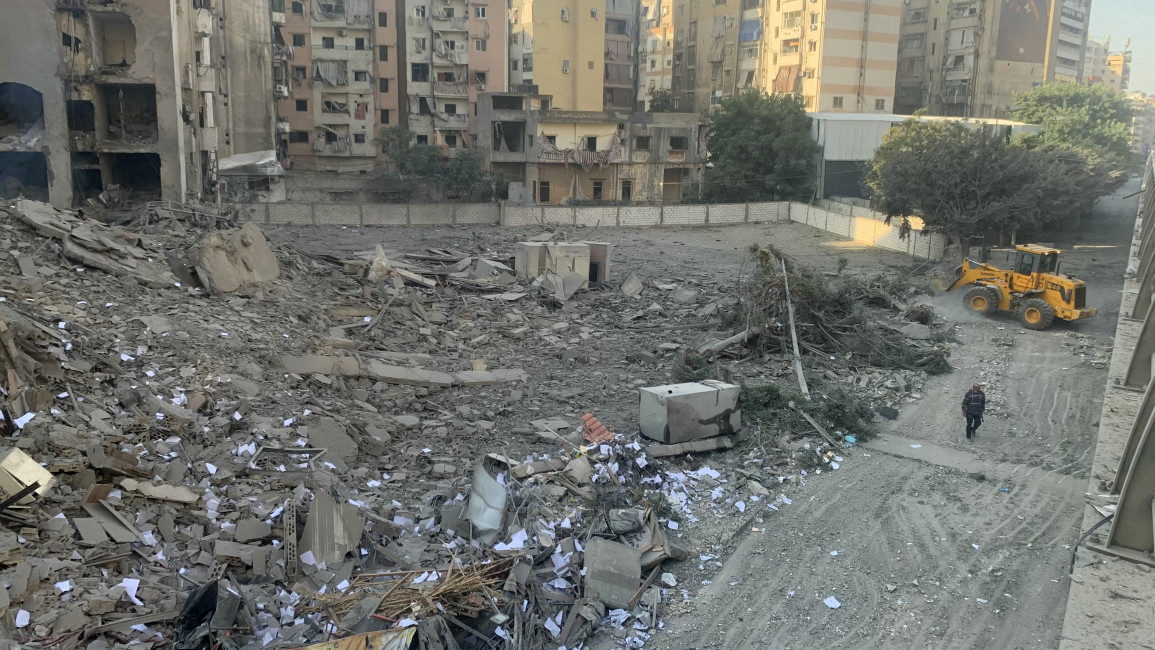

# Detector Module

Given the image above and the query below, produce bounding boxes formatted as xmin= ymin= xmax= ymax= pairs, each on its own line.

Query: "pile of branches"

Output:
xmin=735 ymin=245 xmax=950 ymax=374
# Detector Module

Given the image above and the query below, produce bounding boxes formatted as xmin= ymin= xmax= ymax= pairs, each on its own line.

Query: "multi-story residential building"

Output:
xmin=275 ymin=0 xmax=398 ymax=171
xmin=1045 ymin=0 xmax=1091 ymax=82
xmin=1084 ymin=37 xmax=1114 ymax=87
xmin=758 ymin=0 xmax=900 ymax=113
xmin=395 ymin=0 xmax=508 ymax=154
xmin=478 ymin=90 xmax=705 ymax=204
xmin=894 ymin=0 xmax=1093 ymax=118
xmin=1107 ymin=44 xmax=1132 ymax=92
xmin=637 ymin=0 xmax=674 ymax=110
xmin=670 ymin=0 xmax=741 ymax=112
xmin=515 ymin=0 xmax=640 ymax=112
xmin=1 ymin=0 xmax=274 ymax=208
xmin=1131 ymin=92 xmax=1155 ymax=162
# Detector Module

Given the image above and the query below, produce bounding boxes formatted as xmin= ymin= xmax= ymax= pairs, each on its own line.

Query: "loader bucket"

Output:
xmin=930 ymin=276 xmax=951 ymax=291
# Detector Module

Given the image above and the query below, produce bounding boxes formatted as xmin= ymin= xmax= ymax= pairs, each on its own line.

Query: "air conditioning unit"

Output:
xmin=561 ymin=7 xmax=569 ymax=21
xmin=276 ymin=120 xmax=290 ymax=133
xmin=477 ymin=84 xmax=486 ymax=90
xmin=338 ymin=28 xmax=348 ymax=36
xmin=275 ymin=84 xmax=289 ymax=97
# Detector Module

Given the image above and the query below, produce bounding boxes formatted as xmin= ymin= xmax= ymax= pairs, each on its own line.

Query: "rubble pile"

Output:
xmin=0 ymin=201 xmax=945 ymax=649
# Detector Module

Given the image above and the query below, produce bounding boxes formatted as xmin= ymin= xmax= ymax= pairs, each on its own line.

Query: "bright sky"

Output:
xmin=1088 ymin=0 xmax=1155 ymax=95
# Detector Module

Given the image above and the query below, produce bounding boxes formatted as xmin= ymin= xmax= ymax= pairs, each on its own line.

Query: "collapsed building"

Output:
xmin=1 ymin=0 xmax=275 ymax=208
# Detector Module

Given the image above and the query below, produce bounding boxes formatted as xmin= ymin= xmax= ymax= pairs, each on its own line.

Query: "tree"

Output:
xmin=863 ymin=119 xmax=1047 ymax=256
xmin=377 ymin=126 xmax=500 ymax=201
xmin=700 ymin=89 xmax=816 ymax=203
xmin=1012 ymin=82 xmax=1134 ymax=173
xmin=647 ymin=89 xmax=676 ymax=113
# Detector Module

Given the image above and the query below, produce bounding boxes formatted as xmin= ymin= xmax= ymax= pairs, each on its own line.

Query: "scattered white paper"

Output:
xmin=976 ymin=598 xmax=989 ymax=604
xmin=121 ymin=353 xmax=135 ymax=362
xmin=972 ymin=543 xmax=981 ymax=550
xmin=15 ymin=610 xmax=29 ymax=627
xmin=398 ymin=618 xmax=418 ymax=628
xmin=120 ymin=578 xmax=144 ymax=606
xmin=910 ymin=444 xmax=922 ymax=449
xmin=667 ymin=521 xmax=679 ymax=530
xmin=205 ymin=463 xmax=218 ymax=475
xmin=13 ymin=412 xmax=35 ymax=429
xmin=54 ymin=580 xmax=73 ymax=593
xmin=735 ymin=501 xmax=746 ymax=513
xmin=830 ymin=551 xmax=839 ymax=556
xmin=300 ymin=550 xmax=317 ymax=566
xmin=824 ymin=596 xmax=842 ymax=609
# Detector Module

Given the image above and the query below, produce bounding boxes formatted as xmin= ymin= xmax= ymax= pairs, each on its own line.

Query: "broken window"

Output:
xmin=592 ymin=180 xmax=603 ymax=200
xmin=668 ymin=136 xmax=687 ymax=151
xmin=288 ymin=131 xmax=309 ymax=143
xmin=66 ymin=99 xmax=95 ymax=134
xmin=0 ymin=152 xmax=49 ymax=201
xmin=100 ymin=84 xmax=158 ymax=143
xmin=412 ymin=63 xmax=430 ymax=82
xmin=621 ymin=179 xmax=632 ymax=200
xmin=493 ymin=121 xmax=525 ymax=152
xmin=538 ymin=181 xmax=550 ymax=202
xmin=635 ymin=136 xmax=650 ymax=150
xmin=416 ymin=134 xmax=428 ymax=144
xmin=94 ymin=13 xmax=136 ymax=68
xmin=107 ymin=153 xmax=161 ymax=199
xmin=492 ymin=95 xmax=523 ymax=110
xmin=354 ymin=133 xmax=366 ymax=143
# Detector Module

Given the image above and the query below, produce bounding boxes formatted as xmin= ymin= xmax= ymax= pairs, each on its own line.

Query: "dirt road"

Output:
xmin=643 ymin=185 xmax=1138 ymax=650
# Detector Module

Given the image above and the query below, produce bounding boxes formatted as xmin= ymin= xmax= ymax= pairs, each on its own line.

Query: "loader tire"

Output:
xmin=964 ymin=286 xmax=998 ymax=316
xmin=1019 ymin=298 xmax=1055 ymax=331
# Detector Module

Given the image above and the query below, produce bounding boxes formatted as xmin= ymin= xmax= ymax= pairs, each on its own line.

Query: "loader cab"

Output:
xmin=1011 ymin=245 xmax=1061 ymax=291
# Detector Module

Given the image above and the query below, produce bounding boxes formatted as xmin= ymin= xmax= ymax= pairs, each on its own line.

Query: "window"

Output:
xmin=355 ymin=37 xmax=366 ymax=50
xmin=621 ymin=180 xmax=632 ymax=200
xmin=322 ymin=37 xmax=335 ymax=49
xmin=444 ymin=134 xmax=458 ymax=147
xmin=445 ymin=8 xmax=454 ymax=17
xmin=810 ymin=12 xmax=819 ymax=27
xmin=512 ymin=59 xmax=519 ymax=71
xmin=380 ymin=109 xmax=390 ymax=124
xmin=444 ymin=103 xmax=457 ymax=114
xmin=807 ymin=40 xmax=817 ymax=52
xmin=589 ymin=60 xmax=597 ymax=70
xmin=416 ymin=134 xmax=428 ymax=144
xmin=324 ymin=131 xmax=337 ymax=144
xmin=354 ymin=133 xmax=366 ymax=143
xmin=412 ymin=63 xmax=429 ymax=82
xmin=378 ymin=45 xmax=388 ymax=60
xmin=832 ymin=96 xmax=844 ymax=108
xmin=711 ymin=62 xmax=721 ymax=80
xmin=293 ymin=65 xmax=307 ymax=79
xmin=544 ymin=135 xmax=556 ymax=145
xmin=445 ymin=40 xmax=458 ymax=51
xmin=591 ymin=9 xmax=598 ymax=18
xmin=414 ymin=5 xmax=426 ymax=17
xmin=414 ymin=38 xmax=427 ymax=50
xmin=562 ymin=59 xmax=570 ymax=73
xmin=437 ymin=71 xmax=455 ymax=82
xmin=379 ymin=78 xmax=389 ymax=92
xmin=669 ymin=136 xmax=686 ymax=151
xmin=592 ymin=180 xmax=603 ymax=200
xmin=295 ymin=99 xmax=308 ymax=111
xmin=475 ymin=6 xmax=486 ymax=18
xmin=539 ymin=181 xmax=551 ymax=202
xmin=933 ymin=17 xmax=938 ymax=30
xmin=782 ymin=10 xmax=802 ymax=29
xmin=931 ymin=43 xmax=935 ymax=55
xmin=354 ymin=71 xmax=368 ymax=81
xmin=292 ymin=1 xmax=304 ymax=13
xmin=523 ymin=55 xmax=533 ymax=71
xmin=875 ymin=98 xmax=885 ymax=111
xmin=905 ymin=8 xmax=927 ymax=24
xmin=288 ymin=131 xmax=309 ymax=143
xmin=898 ymin=85 xmax=921 ymax=99
xmin=378 ymin=11 xmax=388 ymax=26
xmin=689 ymin=21 xmax=697 ymax=40
xmin=902 ymin=34 xmax=924 ymax=50
xmin=584 ymin=136 xmax=597 ymax=151
xmin=475 ymin=71 xmax=487 ymax=85
xmin=781 ymin=39 xmax=800 ymax=54
xmin=475 ymin=39 xmax=487 ymax=52
xmin=292 ymin=34 xmax=306 ymax=46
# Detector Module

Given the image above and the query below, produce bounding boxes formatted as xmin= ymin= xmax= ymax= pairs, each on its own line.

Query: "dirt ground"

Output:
xmin=266 ymin=182 xmax=1137 ymax=650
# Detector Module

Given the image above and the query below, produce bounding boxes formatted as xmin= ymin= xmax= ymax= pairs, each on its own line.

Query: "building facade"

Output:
xmin=478 ymin=91 xmax=705 ymax=204
xmin=670 ymin=0 xmax=741 ymax=112
xmin=637 ymin=0 xmax=674 ymax=110
xmin=1 ymin=0 xmax=274 ymax=208
xmin=275 ymin=0 xmax=401 ymax=172
xmin=894 ymin=0 xmax=1093 ymax=118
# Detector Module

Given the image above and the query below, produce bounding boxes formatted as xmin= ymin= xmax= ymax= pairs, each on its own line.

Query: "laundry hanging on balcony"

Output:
xmin=314 ymin=60 xmax=348 ymax=86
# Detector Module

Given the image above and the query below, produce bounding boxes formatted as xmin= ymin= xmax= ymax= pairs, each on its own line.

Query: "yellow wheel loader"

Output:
xmin=933 ymin=244 xmax=1096 ymax=330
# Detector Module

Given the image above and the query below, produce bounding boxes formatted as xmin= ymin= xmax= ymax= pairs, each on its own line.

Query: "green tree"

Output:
xmin=863 ymin=119 xmax=1047 ymax=256
xmin=1012 ymin=82 xmax=1134 ymax=172
xmin=377 ymin=126 xmax=500 ymax=201
xmin=700 ymin=89 xmax=817 ymax=203
xmin=647 ymin=89 xmax=676 ymax=113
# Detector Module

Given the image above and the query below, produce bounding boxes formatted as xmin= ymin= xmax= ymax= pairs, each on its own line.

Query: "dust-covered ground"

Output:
xmin=625 ymin=185 xmax=1137 ymax=650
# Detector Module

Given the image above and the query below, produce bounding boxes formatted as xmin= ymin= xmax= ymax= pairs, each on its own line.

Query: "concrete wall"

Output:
xmin=223 ymin=0 xmax=277 ymax=155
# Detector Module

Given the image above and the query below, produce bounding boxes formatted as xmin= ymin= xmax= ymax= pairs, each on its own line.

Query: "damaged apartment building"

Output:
xmin=2 ymin=0 xmax=275 ymax=208
xmin=477 ymin=90 xmax=704 ymax=204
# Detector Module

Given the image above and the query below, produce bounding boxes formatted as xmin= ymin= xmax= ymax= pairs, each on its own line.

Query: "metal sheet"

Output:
xmin=297 ymin=626 xmax=417 ymax=650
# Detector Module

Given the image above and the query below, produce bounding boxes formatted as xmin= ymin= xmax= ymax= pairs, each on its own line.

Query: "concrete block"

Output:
xmin=456 ymin=203 xmax=500 ymax=225
xmin=663 ymin=205 xmax=707 ymax=226
xmin=362 ymin=204 xmax=409 ymax=225
xmin=409 ymin=205 xmax=453 ymax=225
xmin=583 ymin=537 xmax=640 ymax=609
xmin=543 ymin=206 xmax=575 ymax=225
xmin=267 ymin=203 xmax=313 ymax=225
xmin=709 ymin=204 xmax=745 ymax=224
xmin=503 ymin=206 xmax=541 ymax=227
xmin=575 ymin=206 xmax=617 ymax=227
xmin=639 ymin=380 xmax=741 ymax=443
xmin=315 ymin=203 xmax=362 ymax=225
xmin=363 ymin=361 xmax=455 ymax=387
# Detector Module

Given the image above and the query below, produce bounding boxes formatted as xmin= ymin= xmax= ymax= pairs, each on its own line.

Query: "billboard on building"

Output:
xmin=995 ymin=0 xmax=1050 ymax=63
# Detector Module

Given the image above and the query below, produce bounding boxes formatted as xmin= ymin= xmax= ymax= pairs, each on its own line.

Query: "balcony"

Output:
xmin=434 ymin=81 xmax=470 ymax=97
xmin=944 ymin=64 xmax=973 ymax=81
xmin=433 ymin=112 xmax=469 ymax=128
xmin=431 ymin=15 xmax=469 ymax=31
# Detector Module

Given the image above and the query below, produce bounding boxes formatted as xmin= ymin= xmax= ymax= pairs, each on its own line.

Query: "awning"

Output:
xmin=217 ymin=150 xmax=285 ymax=177
xmin=773 ymin=65 xmax=798 ymax=93
xmin=739 ymin=20 xmax=762 ymax=42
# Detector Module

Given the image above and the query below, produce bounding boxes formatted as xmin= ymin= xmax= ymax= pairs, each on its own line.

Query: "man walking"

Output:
xmin=962 ymin=384 xmax=986 ymax=441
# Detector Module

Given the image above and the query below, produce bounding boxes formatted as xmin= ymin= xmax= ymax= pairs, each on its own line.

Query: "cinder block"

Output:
xmin=639 ymin=380 xmax=741 ymax=443
xmin=315 ymin=204 xmax=361 ymax=226
xmin=575 ymin=207 xmax=616 ymax=227
xmin=363 ymin=204 xmax=409 ymax=225
xmin=542 ymin=206 xmax=574 ymax=225
xmin=620 ymin=206 xmax=661 ymax=227
xmin=709 ymin=204 xmax=745 ymax=224
xmin=456 ymin=204 xmax=500 ymax=224
xmin=409 ymin=205 xmax=453 ymax=224
xmin=267 ymin=203 xmax=313 ymax=225
xmin=663 ymin=205 xmax=707 ymax=225
xmin=503 ymin=206 xmax=540 ymax=227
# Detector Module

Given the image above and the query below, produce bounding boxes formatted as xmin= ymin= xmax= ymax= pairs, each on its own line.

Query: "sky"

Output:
xmin=1088 ymin=0 xmax=1155 ymax=94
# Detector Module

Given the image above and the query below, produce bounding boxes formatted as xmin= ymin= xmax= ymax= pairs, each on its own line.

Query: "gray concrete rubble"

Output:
xmin=0 ymin=205 xmax=952 ymax=649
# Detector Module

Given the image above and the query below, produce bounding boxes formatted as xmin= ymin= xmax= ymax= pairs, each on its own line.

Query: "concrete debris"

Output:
xmin=584 ymin=538 xmax=641 ymax=609
xmin=186 ymin=222 xmax=280 ymax=295
xmin=0 ymin=447 xmax=56 ymax=505
xmin=622 ymin=272 xmax=644 ymax=297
